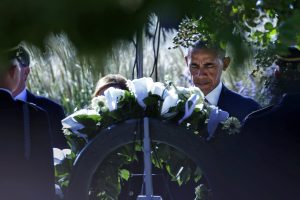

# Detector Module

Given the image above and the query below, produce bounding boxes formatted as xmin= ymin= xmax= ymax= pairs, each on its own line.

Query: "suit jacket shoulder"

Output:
xmin=218 ymin=85 xmax=261 ymax=121
xmin=0 ymin=93 xmax=54 ymax=200
xmin=26 ymin=90 xmax=68 ymax=148
xmin=27 ymin=90 xmax=64 ymax=112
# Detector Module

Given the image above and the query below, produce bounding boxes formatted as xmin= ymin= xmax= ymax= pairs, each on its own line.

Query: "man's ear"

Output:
xmin=8 ymin=65 xmax=17 ymax=78
xmin=223 ymin=57 xmax=230 ymax=71
xmin=24 ymin=67 xmax=30 ymax=81
xmin=184 ymin=56 xmax=188 ymax=66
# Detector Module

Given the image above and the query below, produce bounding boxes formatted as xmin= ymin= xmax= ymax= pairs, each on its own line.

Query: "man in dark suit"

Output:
xmin=157 ymin=41 xmax=262 ymax=200
xmin=12 ymin=46 xmax=68 ymax=149
xmin=187 ymin=41 xmax=261 ymax=121
xmin=0 ymin=49 xmax=55 ymax=200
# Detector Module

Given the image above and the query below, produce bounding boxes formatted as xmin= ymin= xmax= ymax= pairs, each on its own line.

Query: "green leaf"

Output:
xmin=180 ymin=166 xmax=192 ymax=184
xmin=119 ymin=169 xmax=130 ymax=181
xmin=194 ymin=166 xmax=203 ymax=183
xmin=74 ymin=114 xmax=101 ymax=127
xmin=264 ymin=22 xmax=273 ymax=31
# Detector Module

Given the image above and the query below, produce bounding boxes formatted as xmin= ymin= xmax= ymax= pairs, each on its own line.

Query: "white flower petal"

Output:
xmin=151 ymin=82 xmax=168 ymax=99
xmin=161 ymin=92 xmax=178 ymax=115
xmin=62 ymin=149 xmax=72 ymax=157
xmin=130 ymin=77 xmax=154 ymax=108
xmin=189 ymin=87 xmax=204 ymax=99
xmin=104 ymin=87 xmax=125 ymax=111
xmin=91 ymin=96 xmax=107 ymax=111
xmin=53 ymin=148 xmax=65 ymax=165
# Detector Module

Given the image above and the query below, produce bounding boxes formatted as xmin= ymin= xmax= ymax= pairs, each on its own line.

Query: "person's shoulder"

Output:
xmin=27 ymin=91 xmax=63 ymax=109
xmin=16 ymin=99 xmax=47 ymax=113
xmin=244 ymin=105 xmax=274 ymax=121
xmin=222 ymin=86 xmax=261 ymax=108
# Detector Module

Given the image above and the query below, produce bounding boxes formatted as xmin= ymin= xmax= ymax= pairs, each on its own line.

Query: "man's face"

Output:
xmin=10 ymin=64 xmax=21 ymax=92
xmin=12 ymin=65 xmax=30 ymax=96
xmin=187 ymin=49 xmax=228 ymax=95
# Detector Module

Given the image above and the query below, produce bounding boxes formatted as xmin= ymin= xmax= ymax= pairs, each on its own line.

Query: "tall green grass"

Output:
xmin=26 ymin=28 xmax=188 ymax=114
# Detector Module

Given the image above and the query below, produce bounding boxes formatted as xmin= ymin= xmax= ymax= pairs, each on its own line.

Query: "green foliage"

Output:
xmin=173 ymin=0 xmax=300 ymax=64
xmin=195 ymin=184 xmax=213 ymax=200
xmin=73 ymin=114 xmax=101 ymax=137
xmin=59 ymin=79 xmax=242 ymax=199
xmin=26 ymin=29 xmax=187 ymax=115
xmin=26 ymin=34 xmax=98 ymax=114
xmin=89 ymin=145 xmax=139 ymax=200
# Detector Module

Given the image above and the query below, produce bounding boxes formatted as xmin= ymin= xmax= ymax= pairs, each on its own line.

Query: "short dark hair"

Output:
xmin=12 ymin=46 xmax=30 ymax=67
xmin=271 ymin=46 xmax=300 ymax=98
xmin=0 ymin=45 xmax=29 ymax=73
xmin=188 ymin=40 xmax=225 ymax=58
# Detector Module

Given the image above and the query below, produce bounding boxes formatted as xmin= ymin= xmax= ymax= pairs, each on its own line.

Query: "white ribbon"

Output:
xmin=61 ymin=109 xmax=99 ymax=142
xmin=207 ymin=106 xmax=229 ymax=140
xmin=178 ymin=94 xmax=200 ymax=124
xmin=53 ymin=148 xmax=71 ymax=166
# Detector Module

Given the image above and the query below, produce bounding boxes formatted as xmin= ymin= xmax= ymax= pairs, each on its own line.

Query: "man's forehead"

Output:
xmin=190 ymin=49 xmax=219 ymax=60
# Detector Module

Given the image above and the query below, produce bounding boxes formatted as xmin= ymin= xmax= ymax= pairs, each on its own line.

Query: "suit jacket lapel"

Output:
xmin=26 ymin=89 xmax=37 ymax=103
xmin=217 ymin=84 xmax=228 ymax=109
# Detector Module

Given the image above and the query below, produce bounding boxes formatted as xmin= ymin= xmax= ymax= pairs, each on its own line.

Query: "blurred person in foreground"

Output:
xmin=12 ymin=45 xmax=68 ymax=149
xmin=237 ymin=46 xmax=300 ymax=200
xmin=212 ymin=46 xmax=300 ymax=200
xmin=0 ymin=47 xmax=54 ymax=200
xmin=186 ymin=41 xmax=261 ymax=121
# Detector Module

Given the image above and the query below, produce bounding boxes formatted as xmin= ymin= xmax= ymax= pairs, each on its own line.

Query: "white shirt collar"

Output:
xmin=205 ymin=82 xmax=222 ymax=106
xmin=14 ymin=88 xmax=27 ymax=102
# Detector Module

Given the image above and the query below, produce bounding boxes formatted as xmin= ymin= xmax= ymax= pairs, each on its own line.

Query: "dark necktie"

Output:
xmin=205 ymin=98 xmax=211 ymax=105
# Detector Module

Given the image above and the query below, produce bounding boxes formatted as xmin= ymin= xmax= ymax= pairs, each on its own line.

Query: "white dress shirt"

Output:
xmin=14 ymin=88 xmax=27 ymax=102
xmin=205 ymin=82 xmax=222 ymax=106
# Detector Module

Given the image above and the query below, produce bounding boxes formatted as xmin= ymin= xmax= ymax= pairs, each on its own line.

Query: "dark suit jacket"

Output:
xmin=0 ymin=90 xmax=55 ymax=200
xmin=217 ymin=85 xmax=261 ymax=122
xmin=199 ymin=93 xmax=300 ymax=200
xmin=27 ymin=90 xmax=68 ymax=149
xmin=229 ymin=93 xmax=300 ymax=200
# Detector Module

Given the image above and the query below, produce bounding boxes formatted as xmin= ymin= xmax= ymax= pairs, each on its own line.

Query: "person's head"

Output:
xmin=0 ymin=50 xmax=24 ymax=92
xmin=273 ymin=46 xmax=300 ymax=95
xmin=10 ymin=46 xmax=30 ymax=96
xmin=93 ymin=74 xmax=128 ymax=97
xmin=185 ymin=41 xmax=230 ymax=95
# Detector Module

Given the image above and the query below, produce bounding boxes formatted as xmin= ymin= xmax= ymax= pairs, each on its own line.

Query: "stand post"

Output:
xmin=137 ymin=117 xmax=162 ymax=200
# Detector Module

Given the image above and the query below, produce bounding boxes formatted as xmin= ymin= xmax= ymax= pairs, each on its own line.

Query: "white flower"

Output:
xmin=195 ymin=103 xmax=204 ymax=110
xmin=189 ymin=86 xmax=204 ymax=99
xmin=175 ymin=86 xmax=204 ymax=99
xmin=151 ymin=82 xmax=168 ymax=99
xmin=127 ymin=77 xmax=154 ymax=108
xmin=104 ymin=87 xmax=125 ymax=111
xmin=207 ymin=105 xmax=229 ymax=139
xmin=91 ymin=95 xmax=107 ymax=112
xmin=161 ymin=91 xmax=179 ymax=116
xmin=222 ymin=117 xmax=241 ymax=135
xmin=176 ymin=86 xmax=191 ymax=97
xmin=53 ymin=148 xmax=72 ymax=165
